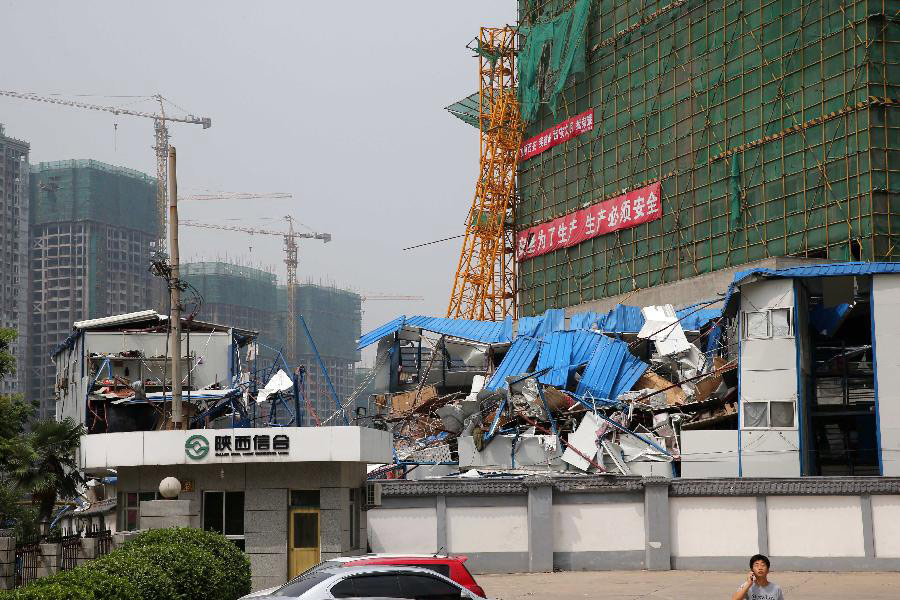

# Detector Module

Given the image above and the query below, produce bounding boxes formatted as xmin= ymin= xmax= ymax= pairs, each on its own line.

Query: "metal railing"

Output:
xmin=14 ymin=539 xmax=40 ymax=588
xmin=84 ymin=525 xmax=112 ymax=557
xmin=60 ymin=531 xmax=82 ymax=571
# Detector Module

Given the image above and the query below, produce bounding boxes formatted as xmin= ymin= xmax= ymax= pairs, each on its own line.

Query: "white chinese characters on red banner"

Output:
xmin=520 ymin=109 xmax=595 ymax=161
xmin=515 ymin=182 xmax=662 ymax=261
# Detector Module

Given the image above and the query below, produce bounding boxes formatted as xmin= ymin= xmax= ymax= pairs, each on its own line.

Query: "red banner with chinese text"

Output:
xmin=515 ymin=182 xmax=662 ymax=261
xmin=520 ymin=109 xmax=595 ymax=161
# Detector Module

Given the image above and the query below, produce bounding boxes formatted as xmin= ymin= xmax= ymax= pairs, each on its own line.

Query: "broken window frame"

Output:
xmin=741 ymin=308 xmax=793 ymax=340
xmin=741 ymin=399 xmax=797 ymax=430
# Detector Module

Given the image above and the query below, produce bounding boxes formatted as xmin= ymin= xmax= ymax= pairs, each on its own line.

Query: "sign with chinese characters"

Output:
xmin=520 ymin=109 xmax=595 ymax=161
xmin=515 ymin=181 xmax=662 ymax=261
xmin=213 ymin=432 xmax=290 ymax=457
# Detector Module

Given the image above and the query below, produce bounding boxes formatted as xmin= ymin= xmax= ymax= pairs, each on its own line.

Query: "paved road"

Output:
xmin=479 ymin=570 xmax=900 ymax=599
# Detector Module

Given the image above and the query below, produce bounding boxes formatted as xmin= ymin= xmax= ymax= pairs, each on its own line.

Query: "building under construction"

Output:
xmin=0 ymin=124 xmax=29 ymax=398
xmin=181 ymin=261 xmax=362 ymax=425
xmin=29 ymin=159 xmax=157 ymax=419
xmin=279 ymin=283 xmax=362 ymax=424
xmin=505 ymin=0 xmax=900 ymax=316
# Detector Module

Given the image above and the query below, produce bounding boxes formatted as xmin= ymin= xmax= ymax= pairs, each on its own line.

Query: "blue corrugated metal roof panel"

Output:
xmin=536 ymin=308 xmax=565 ymax=337
xmin=723 ymin=262 xmax=900 ymax=314
xmin=356 ymin=315 xmax=406 ymax=350
xmin=809 ymin=302 xmax=853 ymax=337
xmin=404 ymin=316 xmax=510 ymax=344
xmin=517 ymin=316 xmax=542 ymax=338
xmin=738 ymin=261 xmax=900 ymax=280
xmin=575 ymin=336 xmax=627 ymax=400
xmin=611 ymin=353 xmax=650 ymax=399
xmin=596 ymin=304 xmax=644 ymax=333
xmin=675 ymin=306 xmax=722 ymax=331
xmin=536 ymin=331 xmax=575 ymax=386
xmin=575 ymin=336 xmax=649 ymax=401
xmin=569 ymin=311 xmax=599 ymax=330
xmin=571 ymin=330 xmax=602 ymax=365
xmin=483 ymin=337 xmax=541 ymax=391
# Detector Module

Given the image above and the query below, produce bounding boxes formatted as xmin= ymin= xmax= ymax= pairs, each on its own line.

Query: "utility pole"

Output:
xmin=168 ymin=146 xmax=183 ymax=429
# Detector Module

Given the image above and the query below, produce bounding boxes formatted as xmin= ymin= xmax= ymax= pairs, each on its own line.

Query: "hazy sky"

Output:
xmin=1 ymin=1 xmax=517 ymax=364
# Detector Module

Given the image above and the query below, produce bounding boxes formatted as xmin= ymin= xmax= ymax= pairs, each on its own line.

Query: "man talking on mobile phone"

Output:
xmin=731 ymin=554 xmax=784 ymax=600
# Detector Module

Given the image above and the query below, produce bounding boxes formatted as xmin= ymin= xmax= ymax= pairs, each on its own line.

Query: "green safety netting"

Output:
xmin=518 ymin=0 xmax=591 ymax=123
xmin=729 ymin=153 xmax=742 ymax=230
xmin=445 ymin=91 xmax=483 ymax=129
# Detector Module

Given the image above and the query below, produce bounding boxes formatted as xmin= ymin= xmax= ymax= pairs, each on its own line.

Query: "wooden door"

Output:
xmin=288 ymin=507 xmax=320 ymax=578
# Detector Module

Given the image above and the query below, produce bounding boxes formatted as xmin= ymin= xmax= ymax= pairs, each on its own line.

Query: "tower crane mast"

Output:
xmin=179 ymin=217 xmax=331 ymax=365
xmin=447 ymin=27 xmax=522 ymax=321
xmin=0 ymin=89 xmax=211 ymax=257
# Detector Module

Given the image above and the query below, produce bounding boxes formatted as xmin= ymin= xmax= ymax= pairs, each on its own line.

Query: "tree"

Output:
xmin=0 ymin=327 xmax=16 ymax=381
xmin=4 ymin=418 xmax=85 ymax=523
xmin=0 ymin=327 xmax=85 ymax=531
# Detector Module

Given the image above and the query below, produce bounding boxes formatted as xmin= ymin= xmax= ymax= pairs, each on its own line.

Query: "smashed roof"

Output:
xmin=53 ymin=309 xmax=258 ymax=358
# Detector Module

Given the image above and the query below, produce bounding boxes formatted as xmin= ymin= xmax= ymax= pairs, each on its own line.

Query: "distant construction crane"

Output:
xmin=447 ymin=27 xmax=522 ymax=321
xmin=180 ymin=192 xmax=292 ymax=202
xmin=0 ymin=90 xmax=211 ymax=256
xmin=360 ymin=294 xmax=424 ymax=302
xmin=179 ymin=217 xmax=331 ymax=365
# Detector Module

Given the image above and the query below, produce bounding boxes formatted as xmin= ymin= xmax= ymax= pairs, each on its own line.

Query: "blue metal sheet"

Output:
xmin=611 ymin=353 xmax=650 ymax=399
xmin=356 ymin=315 xmax=406 ymax=350
xmin=575 ymin=335 xmax=649 ymax=401
xmin=723 ymin=262 xmax=900 ymax=315
xmin=536 ymin=331 xmax=575 ymax=386
xmin=596 ymin=304 xmax=644 ymax=333
xmin=405 ymin=316 xmax=510 ymax=344
xmin=809 ymin=302 xmax=853 ymax=337
xmin=675 ymin=305 xmax=722 ymax=331
xmin=517 ymin=315 xmax=542 ymax=338
xmin=571 ymin=330 xmax=602 ymax=365
xmin=483 ymin=337 xmax=540 ymax=391
xmin=536 ymin=308 xmax=565 ymax=337
xmin=569 ymin=311 xmax=599 ymax=330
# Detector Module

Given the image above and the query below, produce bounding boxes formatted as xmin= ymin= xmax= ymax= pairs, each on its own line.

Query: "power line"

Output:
xmin=402 ymin=234 xmax=465 ymax=251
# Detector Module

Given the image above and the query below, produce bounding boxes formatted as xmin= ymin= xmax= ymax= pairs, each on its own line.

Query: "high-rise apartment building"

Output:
xmin=0 ymin=124 xmax=29 ymax=397
xmin=29 ymin=160 xmax=157 ymax=419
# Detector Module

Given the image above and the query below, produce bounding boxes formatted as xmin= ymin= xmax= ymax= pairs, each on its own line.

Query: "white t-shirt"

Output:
xmin=737 ymin=580 xmax=784 ymax=600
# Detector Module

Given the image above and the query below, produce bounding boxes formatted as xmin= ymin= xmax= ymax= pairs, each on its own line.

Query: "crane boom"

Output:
xmin=0 ymin=90 xmax=211 ymax=127
xmin=179 ymin=219 xmax=331 ymax=242
xmin=180 ymin=217 xmax=331 ymax=365
xmin=360 ymin=294 xmax=424 ymax=301
xmin=0 ymin=89 xmax=211 ymax=267
xmin=179 ymin=192 xmax=292 ymax=202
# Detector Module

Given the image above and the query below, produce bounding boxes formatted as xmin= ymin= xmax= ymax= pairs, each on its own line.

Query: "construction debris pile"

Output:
xmin=361 ymin=304 xmax=738 ymax=479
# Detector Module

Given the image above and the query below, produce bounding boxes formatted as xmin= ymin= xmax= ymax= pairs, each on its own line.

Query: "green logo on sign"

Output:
xmin=185 ymin=434 xmax=209 ymax=460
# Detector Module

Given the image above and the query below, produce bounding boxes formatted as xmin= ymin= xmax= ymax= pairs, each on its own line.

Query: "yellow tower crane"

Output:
xmin=447 ymin=27 xmax=522 ymax=321
xmin=0 ymin=90 xmax=211 ymax=257
xmin=179 ymin=217 xmax=331 ymax=365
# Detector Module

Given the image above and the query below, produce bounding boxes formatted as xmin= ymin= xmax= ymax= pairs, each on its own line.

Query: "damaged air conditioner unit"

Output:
xmin=364 ymin=482 xmax=383 ymax=509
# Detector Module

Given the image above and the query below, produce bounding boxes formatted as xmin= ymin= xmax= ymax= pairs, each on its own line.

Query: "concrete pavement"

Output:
xmin=478 ymin=570 xmax=900 ymax=599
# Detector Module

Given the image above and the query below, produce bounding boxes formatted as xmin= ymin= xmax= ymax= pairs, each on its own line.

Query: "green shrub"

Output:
xmin=27 ymin=568 xmax=139 ymax=600
xmin=118 ymin=543 xmax=226 ymax=600
xmin=85 ymin=549 xmax=178 ymax=600
xmin=0 ymin=528 xmax=249 ymax=600
xmin=6 ymin=582 xmax=91 ymax=600
xmin=125 ymin=527 xmax=251 ymax=600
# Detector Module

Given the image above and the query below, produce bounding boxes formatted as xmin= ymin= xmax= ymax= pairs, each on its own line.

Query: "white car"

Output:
xmin=242 ymin=564 xmax=489 ymax=599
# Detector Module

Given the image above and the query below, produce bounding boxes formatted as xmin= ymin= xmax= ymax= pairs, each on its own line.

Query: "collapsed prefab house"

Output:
xmin=361 ymin=262 xmax=900 ymax=480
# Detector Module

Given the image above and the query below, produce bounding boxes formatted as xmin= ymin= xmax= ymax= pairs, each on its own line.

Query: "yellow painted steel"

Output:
xmin=447 ymin=27 xmax=522 ymax=321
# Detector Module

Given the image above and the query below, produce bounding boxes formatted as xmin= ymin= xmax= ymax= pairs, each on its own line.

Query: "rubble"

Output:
xmin=360 ymin=303 xmax=736 ymax=479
